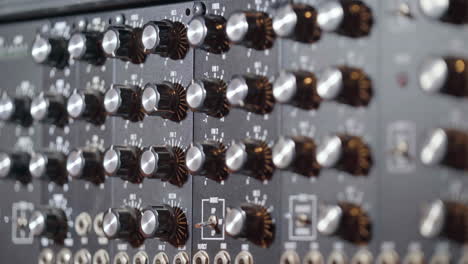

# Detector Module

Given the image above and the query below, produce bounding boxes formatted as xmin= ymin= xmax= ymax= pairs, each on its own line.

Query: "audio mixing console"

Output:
xmin=0 ymin=0 xmax=467 ymax=263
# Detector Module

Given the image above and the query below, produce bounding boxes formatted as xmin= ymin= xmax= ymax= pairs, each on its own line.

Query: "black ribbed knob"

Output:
xmin=226 ymin=11 xmax=276 ymax=50
xmin=30 ymin=93 xmax=68 ymax=127
xmin=272 ymin=136 xmax=321 ymax=177
xmin=225 ymin=139 xmax=274 ymax=181
xmin=67 ymin=90 xmax=106 ymax=125
xmin=419 ymin=57 xmax=468 ymax=98
xmin=420 ymin=128 xmax=468 ymax=170
xmin=317 ymin=66 xmax=373 ymax=107
xmin=316 ymin=134 xmax=372 ymax=176
xmin=273 ymin=71 xmax=321 ymax=110
xmin=103 ymin=145 xmax=142 ymax=183
xmin=317 ymin=202 xmax=372 ymax=244
xmin=187 ymin=15 xmax=230 ymax=54
xmin=29 ymin=207 xmax=68 ymax=242
xmin=104 ymin=84 xmax=144 ymax=122
xmin=0 ymin=94 xmax=33 ymax=127
xmin=29 ymin=151 xmax=67 ymax=185
xmin=226 ymin=74 xmax=275 ymax=115
xmin=273 ymin=3 xmax=322 ymax=43
xmin=141 ymin=82 xmax=188 ymax=122
xmin=31 ymin=35 xmax=69 ymax=69
xmin=68 ymin=31 xmax=106 ymax=65
xmin=66 ymin=148 xmax=104 ymax=184
xmin=139 ymin=145 xmax=188 ymax=187
xmin=186 ymin=78 xmax=229 ymax=118
xmin=317 ymin=0 xmax=373 ymax=38
xmin=419 ymin=0 xmax=468 ymax=24
xmin=139 ymin=205 xmax=188 ymax=246
xmin=141 ymin=20 xmax=189 ymax=60
xmin=185 ymin=141 xmax=229 ymax=182
xmin=102 ymin=207 xmax=143 ymax=247
xmin=0 ymin=151 xmax=31 ymax=184
xmin=420 ymin=200 xmax=468 ymax=244
xmin=102 ymin=25 xmax=146 ymax=64
xmin=225 ymin=203 xmax=275 ymax=248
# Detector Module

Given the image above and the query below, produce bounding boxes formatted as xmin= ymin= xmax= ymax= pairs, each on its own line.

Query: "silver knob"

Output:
xmin=273 ymin=72 xmax=297 ymax=104
xmin=29 ymin=151 xmax=72 ymax=186
xmin=420 ymin=128 xmax=448 ymax=166
xmin=225 ymin=142 xmax=247 ymax=172
xmin=316 ymin=135 xmax=343 ymax=168
xmin=317 ymin=204 xmax=342 ymax=236
xmin=104 ymin=84 xmax=142 ymax=121
xmin=419 ymin=57 xmax=448 ymax=94
xmin=272 ymin=137 xmax=296 ymax=169
xmin=225 ymin=207 xmax=246 ymax=237
xmin=0 ymin=95 xmax=14 ymax=121
xmin=66 ymin=148 xmax=104 ymax=184
xmin=31 ymin=35 xmax=69 ymax=68
xmin=0 ymin=95 xmax=33 ymax=127
xmin=273 ymin=3 xmax=322 ymax=43
xmin=226 ymin=12 xmax=249 ymax=43
xmin=419 ymin=0 xmax=450 ymax=20
xmin=29 ymin=153 xmax=47 ymax=178
xmin=0 ymin=152 xmax=11 ymax=178
xmin=185 ymin=144 xmax=205 ymax=173
xmin=68 ymin=32 xmax=105 ymax=65
xmin=317 ymin=68 xmax=343 ymax=100
xmin=102 ymin=210 xmax=119 ymax=238
xmin=29 ymin=211 xmax=46 ymax=236
xmin=420 ymin=199 xmax=445 ymax=238
xmin=317 ymin=1 xmax=344 ymax=32
xmin=30 ymin=94 xmax=68 ymax=127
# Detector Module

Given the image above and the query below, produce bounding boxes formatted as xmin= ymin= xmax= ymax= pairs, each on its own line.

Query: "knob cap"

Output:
xmin=141 ymin=82 xmax=188 ymax=122
xmin=0 ymin=94 xmax=33 ymax=127
xmin=317 ymin=202 xmax=372 ymax=244
xmin=316 ymin=134 xmax=372 ymax=176
xmin=317 ymin=0 xmax=373 ymax=38
xmin=419 ymin=57 xmax=468 ymax=97
xmin=273 ymin=71 xmax=321 ymax=110
xmin=420 ymin=128 xmax=468 ymax=170
xmin=0 ymin=152 xmax=31 ymax=184
xmin=29 ymin=207 xmax=67 ymax=242
xmin=273 ymin=3 xmax=322 ymax=43
xmin=140 ymin=205 xmax=188 ymax=246
xmin=68 ymin=31 xmax=106 ymax=65
xmin=104 ymin=84 xmax=144 ymax=122
xmin=419 ymin=0 xmax=468 ymax=24
xmin=29 ymin=151 xmax=67 ymax=185
xmin=227 ymin=74 xmax=275 ymax=114
xmin=225 ymin=139 xmax=274 ymax=181
xmin=185 ymin=141 xmax=229 ymax=182
xmin=141 ymin=20 xmax=189 ymax=60
xmin=317 ymin=66 xmax=373 ymax=107
xmin=31 ymin=35 xmax=69 ymax=69
xmin=30 ymin=93 xmax=68 ymax=127
xmin=139 ymin=145 xmax=188 ymax=187
xmin=188 ymin=15 xmax=230 ymax=54
xmin=102 ymin=25 xmax=146 ymax=64
xmin=187 ymin=78 xmax=229 ymax=118
xmin=226 ymin=11 xmax=275 ymax=50
xmin=66 ymin=148 xmax=104 ymax=184
xmin=272 ymin=136 xmax=321 ymax=177
xmin=225 ymin=203 xmax=275 ymax=248
xmin=67 ymin=90 xmax=106 ymax=125
xmin=103 ymin=145 xmax=142 ymax=183
xmin=102 ymin=207 xmax=143 ymax=247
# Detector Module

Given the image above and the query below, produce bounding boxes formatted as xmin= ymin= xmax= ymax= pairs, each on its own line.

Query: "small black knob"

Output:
xmin=225 ymin=203 xmax=275 ymax=248
xmin=317 ymin=0 xmax=373 ymax=38
xmin=420 ymin=128 xmax=468 ymax=170
xmin=0 ymin=151 xmax=31 ymax=184
xmin=66 ymin=147 xmax=104 ymax=184
xmin=0 ymin=94 xmax=33 ymax=127
xmin=103 ymin=145 xmax=142 ymax=183
xmin=139 ymin=205 xmax=188 ymax=246
xmin=273 ymin=3 xmax=322 ymax=43
xmin=185 ymin=141 xmax=229 ymax=182
xmin=104 ymin=84 xmax=144 ymax=122
xmin=225 ymin=139 xmax=275 ymax=181
xmin=226 ymin=11 xmax=276 ymax=50
xmin=317 ymin=202 xmax=372 ymax=244
xmin=139 ymin=145 xmax=188 ymax=187
xmin=68 ymin=31 xmax=106 ymax=65
xmin=141 ymin=20 xmax=189 ymax=60
xmin=272 ymin=136 xmax=321 ymax=177
xmin=102 ymin=207 xmax=144 ymax=247
xmin=273 ymin=71 xmax=321 ymax=110
xmin=101 ymin=25 xmax=146 ymax=64
xmin=419 ymin=57 xmax=468 ymax=98
xmin=141 ymin=82 xmax=188 ymax=122
xmin=31 ymin=35 xmax=69 ymax=69
xmin=29 ymin=207 xmax=68 ymax=243
xmin=67 ymin=90 xmax=106 ymax=125
xmin=316 ymin=134 xmax=372 ymax=176
xmin=30 ymin=93 xmax=68 ymax=127
xmin=187 ymin=15 xmax=230 ymax=54
xmin=29 ymin=151 xmax=67 ymax=185
xmin=226 ymin=74 xmax=275 ymax=115
xmin=419 ymin=0 xmax=468 ymax=24
xmin=186 ymin=78 xmax=229 ymax=118
xmin=317 ymin=66 xmax=373 ymax=107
